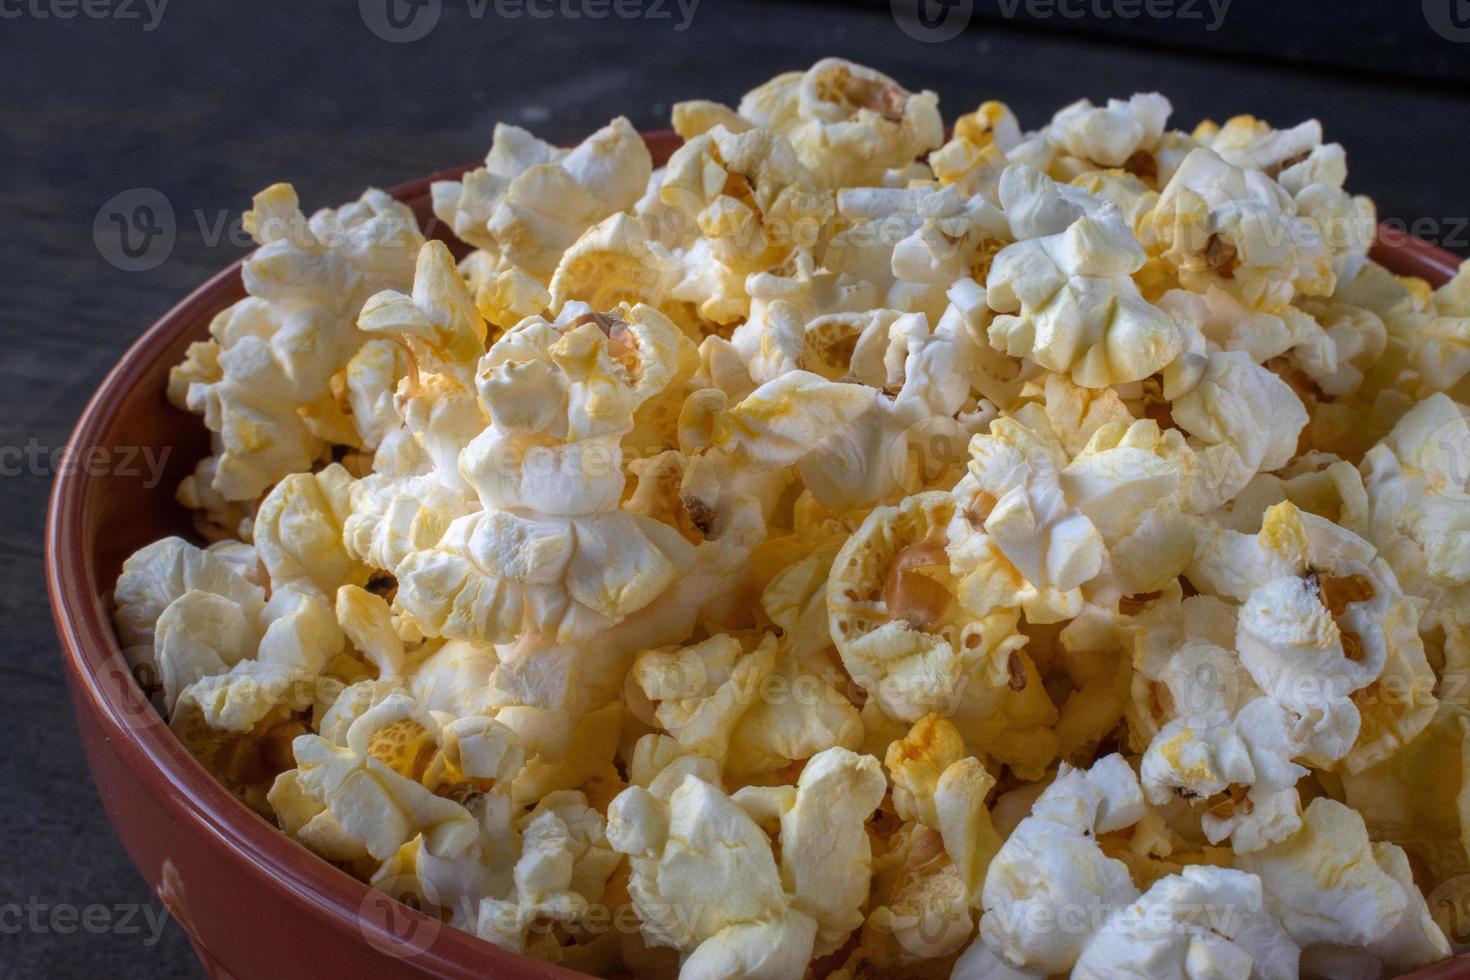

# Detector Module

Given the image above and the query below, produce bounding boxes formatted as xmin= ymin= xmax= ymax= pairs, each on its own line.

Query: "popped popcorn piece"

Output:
xmin=660 ymin=124 xmax=833 ymax=275
xmin=1169 ymin=351 xmax=1308 ymax=512
xmin=737 ymin=58 xmax=942 ymax=189
xmin=1362 ymin=393 xmax=1470 ymax=672
xmin=1048 ymin=93 xmax=1173 ymax=170
xmin=173 ymin=184 xmax=423 ymax=500
xmin=1342 ymin=706 xmax=1470 ymax=944
xmin=607 ymin=772 xmax=818 ymax=969
xmin=1150 ymin=146 xmax=1332 ymax=311
xmin=1236 ymin=798 xmax=1413 ymax=949
xmin=987 ymin=173 xmax=1184 ymax=388
xmin=253 ymin=464 xmax=364 ymax=601
xmin=1187 ymin=502 xmax=1438 ymax=775
xmin=395 ymin=507 xmax=692 ymax=646
xmin=114 ymin=535 xmax=266 ymax=669
xmin=978 ymin=754 xmax=1146 ymax=974
xmin=477 ymin=792 xmax=621 ymax=961
xmin=827 ymin=491 xmax=981 ymax=719
xmin=928 ymin=100 xmax=1022 ymax=195
xmin=886 ymin=715 xmax=1002 ymax=907
xmin=431 ymin=117 xmax=651 ymax=279
xmin=1072 ymin=865 xmax=1299 ymax=980
xmin=773 ymin=747 xmax=887 ymax=954
xmin=285 ymin=693 xmax=480 ymax=862
xmin=357 ymin=239 xmax=488 ymax=389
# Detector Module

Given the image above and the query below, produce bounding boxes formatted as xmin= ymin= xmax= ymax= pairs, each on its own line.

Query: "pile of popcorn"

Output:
xmin=113 ymin=58 xmax=1470 ymax=978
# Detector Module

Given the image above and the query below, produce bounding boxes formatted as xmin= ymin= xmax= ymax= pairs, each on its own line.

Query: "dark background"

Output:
xmin=2 ymin=1 xmax=1467 ymax=976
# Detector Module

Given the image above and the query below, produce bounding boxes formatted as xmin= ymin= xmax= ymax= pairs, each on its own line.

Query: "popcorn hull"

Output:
xmin=46 ymin=131 xmax=1470 ymax=979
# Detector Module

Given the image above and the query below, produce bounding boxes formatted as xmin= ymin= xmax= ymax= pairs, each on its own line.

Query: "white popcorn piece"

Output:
xmin=827 ymin=491 xmax=976 ymax=720
xmin=1362 ymin=393 xmax=1470 ymax=671
xmin=395 ymin=507 xmax=692 ymax=646
xmin=987 ymin=172 xmax=1184 ymax=388
xmin=607 ymin=773 xmax=816 ymax=966
xmin=357 ymin=238 xmax=488 ymax=390
xmin=1072 ymin=865 xmax=1299 ymax=980
xmin=1048 ymin=93 xmax=1173 ymax=170
xmin=253 ymin=464 xmax=364 ymax=601
xmin=928 ymin=100 xmax=1023 ymax=195
xmin=153 ymin=589 xmax=257 ymax=713
xmin=978 ymin=754 xmax=1145 ymax=974
xmin=886 ymin=715 xmax=1002 ymax=908
xmin=1169 ymin=351 xmax=1308 ymax=512
xmin=1236 ymin=798 xmax=1413 ymax=949
xmin=1150 ymin=146 xmax=1333 ymax=311
xmin=431 ymin=117 xmax=651 ymax=279
xmin=286 ymin=695 xmax=479 ymax=862
xmin=114 ymin=535 xmax=266 ymax=669
xmin=173 ymin=184 xmax=423 ymax=500
xmin=334 ymin=585 xmax=404 ymax=680
xmin=737 ymin=58 xmax=942 ymax=190
xmin=660 ymin=124 xmax=833 ymax=276
xmin=950 ymin=417 xmax=1105 ymax=620
xmin=774 ymin=747 xmax=887 ymax=954
xmin=476 ymin=791 xmax=620 ymax=960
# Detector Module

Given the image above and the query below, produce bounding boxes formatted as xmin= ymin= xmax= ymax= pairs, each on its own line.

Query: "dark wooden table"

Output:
xmin=3 ymin=1 xmax=1467 ymax=976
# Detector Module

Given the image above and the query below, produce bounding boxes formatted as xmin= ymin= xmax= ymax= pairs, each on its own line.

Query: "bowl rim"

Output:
xmin=44 ymin=143 xmax=1467 ymax=975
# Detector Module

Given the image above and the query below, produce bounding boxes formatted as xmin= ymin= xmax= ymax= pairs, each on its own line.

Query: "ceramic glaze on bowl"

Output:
xmin=46 ymin=131 xmax=1470 ymax=978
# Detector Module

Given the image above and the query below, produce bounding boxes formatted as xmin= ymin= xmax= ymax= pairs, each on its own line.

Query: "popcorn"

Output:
xmin=827 ymin=491 xmax=978 ymax=719
xmin=1188 ymin=502 xmax=1437 ymax=773
xmin=253 ymin=464 xmax=364 ymax=601
xmin=1149 ymin=146 xmax=1332 ymax=311
xmin=978 ymin=754 xmax=1145 ymax=974
xmin=929 ymin=100 xmax=1023 ymax=195
xmin=477 ymin=791 xmax=621 ymax=961
xmin=607 ymin=772 xmax=818 ymax=968
xmin=886 ymin=715 xmax=1002 ymax=906
xmin=172 ymin=659 xmax=321 ymax=808
xmin=114 ymin=536 xmax=265 ymax=668
xmin=1362 ymin=393 xmax=1470 ymax=671
xmin=431 ymin=117 xmax=651 ymax=280
xmin=284 ymin=694 xmax=480 ymax=862
xmin=660 ymin=125 xmax=833 ymax=276
xmin=173 ymin=183 xmax=423 ymax=500
xmin=987 ymin=178 xmax=1184 ymax=388
xmin=736 ymin=58 xmax=942 ymax=189
xmin=1169 ymin=351 xmax=1308 ymax=512
xmin=1071 ymin=865 xmax=1300 ymax=980
xmin=1048 ymin=93 xmax=1173 ymax=170
xmin=357 ymin=239 xmax=488 ymax=389
xmin=769 ymin=747 xmax=887 ymax=954
xmin=1343 ymin=706 xmax=1470 ymax=945
xmin=1236 ymin=798 xmax=1419 ymax=949
xmin=113 ymin=69 xmax=1467 ymax=980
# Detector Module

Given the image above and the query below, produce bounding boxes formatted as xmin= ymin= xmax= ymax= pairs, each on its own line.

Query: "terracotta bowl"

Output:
xmin=47 ymin=130 xmax=1470 ymax=978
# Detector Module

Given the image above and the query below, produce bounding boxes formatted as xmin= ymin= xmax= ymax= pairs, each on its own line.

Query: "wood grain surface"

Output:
xmin=2 ymin=1 xmax=1468 ymax=976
